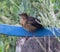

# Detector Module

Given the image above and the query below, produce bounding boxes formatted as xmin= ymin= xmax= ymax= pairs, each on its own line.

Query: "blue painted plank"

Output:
xmin=0 ymin=24 xmax=60 ymax=37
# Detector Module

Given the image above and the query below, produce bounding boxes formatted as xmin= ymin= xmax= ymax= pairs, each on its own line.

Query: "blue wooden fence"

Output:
xmin=0 ymin=24 xmax=60 ymax=37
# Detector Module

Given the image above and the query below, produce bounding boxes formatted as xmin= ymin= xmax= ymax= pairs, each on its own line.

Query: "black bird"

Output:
xmin=19 ymin=13 xmax=43 ymax=32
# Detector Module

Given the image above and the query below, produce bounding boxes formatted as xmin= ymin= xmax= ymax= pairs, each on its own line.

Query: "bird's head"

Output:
xmin=19 ymin=13 xmax=28 ymax=19
xmin=19 ymin=13 xmax=28 ymax=26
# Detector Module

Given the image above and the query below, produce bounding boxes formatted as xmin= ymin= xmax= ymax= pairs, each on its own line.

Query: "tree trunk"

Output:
xmin=16 ymin=37 xmax=60 ymax=52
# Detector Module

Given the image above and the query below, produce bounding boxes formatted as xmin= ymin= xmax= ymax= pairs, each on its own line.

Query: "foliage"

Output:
xmin=0 ymin=0 xmax=60 ymax=52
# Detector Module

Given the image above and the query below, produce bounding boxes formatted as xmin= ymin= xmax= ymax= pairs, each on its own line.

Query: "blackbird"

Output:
xmin=19 ymin=13 xmax=43 ymax=32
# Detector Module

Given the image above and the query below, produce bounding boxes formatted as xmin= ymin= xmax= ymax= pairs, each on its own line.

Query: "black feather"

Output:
xmin=27 ymin=16 xmax=44 ymax=29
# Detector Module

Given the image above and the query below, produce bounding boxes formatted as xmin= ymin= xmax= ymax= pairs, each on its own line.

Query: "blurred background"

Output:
xmin=0 ymin=0 xmax=60 ymax=52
